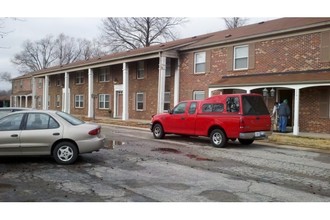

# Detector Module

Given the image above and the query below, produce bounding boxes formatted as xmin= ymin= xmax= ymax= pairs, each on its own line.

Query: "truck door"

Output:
xmin=165 ymin=102 xmax=196 ymax=135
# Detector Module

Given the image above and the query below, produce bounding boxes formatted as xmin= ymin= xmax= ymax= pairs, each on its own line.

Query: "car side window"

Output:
xmin=26 ymin=113 xmax=59 ymax=130
xmin=173 ymin=102 xmax=187 ymax=114
xmin=188 ymin=102 xmax=197 ymax=114
xmin=226 ymin=97 xmax=240 ymax=113
xmin=0 ymin=114 xmax=24 ymax=131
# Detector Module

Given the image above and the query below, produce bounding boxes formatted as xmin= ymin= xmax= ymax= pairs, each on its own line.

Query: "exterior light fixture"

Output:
xmin=270 ymin=88 xmax=275 ymax=97
xmin=263 ymin=88 xmax=268 ymax=97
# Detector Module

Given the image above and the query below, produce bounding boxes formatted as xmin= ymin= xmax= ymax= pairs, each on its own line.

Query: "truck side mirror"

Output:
xmin=168 ymin=109 xmax=173 ymax=114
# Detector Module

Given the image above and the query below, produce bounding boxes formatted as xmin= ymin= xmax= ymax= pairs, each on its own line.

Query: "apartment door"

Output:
xmin=116 ymin=91 xmax=123 ymax=118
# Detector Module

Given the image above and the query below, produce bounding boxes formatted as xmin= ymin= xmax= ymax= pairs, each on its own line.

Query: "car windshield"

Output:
xmin=56 ymin=111 xmax=85 ymax=125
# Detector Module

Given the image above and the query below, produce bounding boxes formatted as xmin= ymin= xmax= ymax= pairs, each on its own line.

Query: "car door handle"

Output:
xmin=11 ymin=134 xmax=18 ymax=137
xmin=181 ymin=117 xmax=185 ymax=120
xmin=53 ymin=133 xmax=60 ymax=136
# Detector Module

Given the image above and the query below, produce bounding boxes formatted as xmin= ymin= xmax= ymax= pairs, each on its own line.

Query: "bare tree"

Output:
xmin=100 ymin=17 xmax=187 ymax=52
xmin=0 ymin=72 xmax=11 ymax=82
xmin=11 ymin=34 xmax=104 ymax=74
xmin=223 ymin=17 xmax=248 ymax=29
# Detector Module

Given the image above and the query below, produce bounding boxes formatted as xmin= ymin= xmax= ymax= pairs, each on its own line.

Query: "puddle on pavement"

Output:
xmin=104 ymin=140 xmax=125 ymax=149
xmin=186 ymin=154 xmax=214 ymax=161
xmin=152 ymin=148 xmax=182 ymax=154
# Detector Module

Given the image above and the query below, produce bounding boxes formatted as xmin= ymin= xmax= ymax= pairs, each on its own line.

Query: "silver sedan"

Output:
xmin=0 ymin=110 xmax=106 ymax=164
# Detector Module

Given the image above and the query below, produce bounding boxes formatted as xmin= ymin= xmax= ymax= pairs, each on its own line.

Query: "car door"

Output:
xmin=0 ymin=113 xmax=24 ymax=155
xmin=164 ymin=102 xmax=188 ymax=134
xmin=19 ymin=113 xmax=63 ymax=155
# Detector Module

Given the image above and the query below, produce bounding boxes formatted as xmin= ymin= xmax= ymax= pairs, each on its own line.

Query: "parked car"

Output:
xmin=0 ymin=107 xmax=31 ymax=118
xmin=151 ymin=93 xmax=272 ymax=148
xmin=0 ymin=110 xmax=106 ymax=164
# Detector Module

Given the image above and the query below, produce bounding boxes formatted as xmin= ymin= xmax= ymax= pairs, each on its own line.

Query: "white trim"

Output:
xmin=88 ymin=68 xmax=94 ymax=118
xmin=157 ymin=55 xmax=166 ymax=113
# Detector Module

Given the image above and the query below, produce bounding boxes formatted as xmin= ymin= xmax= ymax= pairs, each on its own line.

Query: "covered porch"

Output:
xmin=208 ymin=69 xmax=330 ymax=136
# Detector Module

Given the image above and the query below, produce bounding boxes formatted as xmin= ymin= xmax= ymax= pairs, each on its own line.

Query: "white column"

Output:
xmin=293 ymin=88 xmax=300 ymax=135
xmin=174 ymin=59 xmax=180 ymax=106
xmin=157 ymin=55 xmax=166 ymax=113
xmin=25 ymin=95 xmax=28 ymax=107
xmin=43 ymin=75 xmax=49 ymax=110
xmin=32 ymin=77 xmax=36 ymax=108
xmin=19 ymin=96 xmax=22 ymax=107
xmin=88 ymin=68 xmax=94 ymax=118
xmin=10 ymin=95 xmax=12 ymax=107
xmin=64 ymin=72 xmax=69 ymax=113
xmin=122 ymin=62 xmax=129 ymax=120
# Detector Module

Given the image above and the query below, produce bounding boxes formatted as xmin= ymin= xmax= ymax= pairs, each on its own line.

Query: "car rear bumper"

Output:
xmin=77 ymin=135 xmax=106 ymax=153
xmin=239 ymin=131 xmax=272 ymax=140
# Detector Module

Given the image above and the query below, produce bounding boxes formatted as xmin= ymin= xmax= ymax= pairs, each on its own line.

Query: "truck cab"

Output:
xmin=150 ymin=93 xmax=272 ymax=148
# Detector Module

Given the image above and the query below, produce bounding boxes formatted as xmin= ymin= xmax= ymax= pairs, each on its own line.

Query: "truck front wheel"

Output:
xmin=210 ymin=129 xmax=227 ymax=148
xmin=153 ymin=123 xmax=165 ymax=139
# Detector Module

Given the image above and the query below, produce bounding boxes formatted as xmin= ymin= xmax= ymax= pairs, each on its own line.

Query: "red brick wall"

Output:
xmin=299 ymin=87 xmax=330 ymax=133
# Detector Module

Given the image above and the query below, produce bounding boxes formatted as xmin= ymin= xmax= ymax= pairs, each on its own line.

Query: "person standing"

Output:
xmin=278 ymin=99 xmax=290 ymax=133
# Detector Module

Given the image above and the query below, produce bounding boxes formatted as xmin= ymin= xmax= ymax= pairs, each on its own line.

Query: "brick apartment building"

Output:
xmin=11 ymin=17 xmax=330 ymax=135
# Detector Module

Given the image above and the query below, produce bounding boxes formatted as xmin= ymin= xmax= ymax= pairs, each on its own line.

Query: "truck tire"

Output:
xmin=153 ymin=123 xmax=165 ymax=139
xmin=238 ymin=139 xmax=254 ymax=145
xmin=210 ymin=129 xmax=227 ymax=148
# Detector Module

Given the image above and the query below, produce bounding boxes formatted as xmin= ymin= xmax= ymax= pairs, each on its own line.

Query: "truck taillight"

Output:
xmin=89 ymin=128 xmax=100 ymax=135
xmin=240 ymin=118 xmax=246 ymax=129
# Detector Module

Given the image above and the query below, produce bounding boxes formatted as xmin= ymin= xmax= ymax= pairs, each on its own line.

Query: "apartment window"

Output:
xmin=166 ymin=58 xmax=171 ymax=77
xmin=99 ymin=68 xmax=110 ymax=82
xmin=99 ymin=94 xmax=110 ymax=109
xmin=137 ymin=61 xmax=144 ymax=79
xmin=20 ymin=80 xmax=23 ymax=88
xmin=56 ymin=78 xmax=61 ymax=87
xmin=193 ymin=91 xmax=205 ymax=100
xmin=164 ymin=92 xmax=170 ymax=111
xmin=234 ymin=45 xmax=248 ymax=70
xmin=136 ymin=93 xmax=144 ymax=111
xmin=75 ymin=72 xmax=84 ymax=84
xmin=56 ymin=95 xmax=61 ymax=107
xmin=38 ymin=79 xmax=43 ymax=88
xmin=194 ymin=52 xmax=206 ymax=73
xmin=75 ymin=95 xmax=84 ymax=108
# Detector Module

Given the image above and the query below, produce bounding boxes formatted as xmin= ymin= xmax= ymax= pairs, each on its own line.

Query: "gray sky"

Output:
xmin=0 ymin=17 xmax=273 ymax=90
xmin=0 ymin=0 xmax=324 ymax=91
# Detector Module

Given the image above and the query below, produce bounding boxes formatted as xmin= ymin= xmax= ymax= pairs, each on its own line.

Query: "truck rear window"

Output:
xmin=242 ymin=96 xmax=269 ymax=115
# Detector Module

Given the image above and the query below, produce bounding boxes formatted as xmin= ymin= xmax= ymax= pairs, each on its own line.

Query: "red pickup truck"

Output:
xmin=150 ymin=93 xmax=272 ymax=148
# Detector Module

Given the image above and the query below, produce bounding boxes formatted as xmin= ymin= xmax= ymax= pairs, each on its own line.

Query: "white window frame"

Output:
xmin=165 ymin=58 xmax=171 ymax=77
xmin=75 ymin=72 xmax=84 ymax=84
xmin=137 ymin=61 xmax=144 ymax=79
xmin=193 ymin=91 xmax=205 ymax=100
xmin=136 ymin=92 xmax=144 ymax=111
xmin=194 ymin=52 xmax=206 ymax=74
xmin=163 ymin=92 xmax=171 ymax=111
xmin=234 ymin=45 xmax=249 ymax=70
xmin=99 ymin=94 xmax=110 ymax=109
xmin=99 ymin=68 xmax=110 ymax=82
xmin=75 ymin=95 xmax=84 ymax=108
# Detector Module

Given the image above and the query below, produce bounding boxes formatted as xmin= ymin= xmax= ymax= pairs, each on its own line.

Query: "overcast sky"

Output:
xmin=0 ymin=0 xmax=326 ymax=91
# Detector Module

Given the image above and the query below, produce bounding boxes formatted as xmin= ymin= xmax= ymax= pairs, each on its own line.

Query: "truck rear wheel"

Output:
xmin=210 ymin=129 xmax=227 ymax=148
xmin=153 ymin=123 xmax=165 ymax=139
xmin=238 ymin=139 xmax=254 ymax=145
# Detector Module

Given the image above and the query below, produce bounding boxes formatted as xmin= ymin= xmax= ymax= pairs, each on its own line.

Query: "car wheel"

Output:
xmin=238 ymin=139 xmax=254 ymax=145
xmin=53 ymin=141 xmax=78 ymax=165
xmin=210 ymin=129 xmax=227 ymax=148
xmin=153 ymin=123 xmax=165 ymax=139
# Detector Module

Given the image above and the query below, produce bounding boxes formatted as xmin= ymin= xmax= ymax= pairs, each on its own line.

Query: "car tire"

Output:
xmin=238 ymin=139 xmax=254 ymax=145
xmin=210 ymin=129 xmax=227 ymax=148
xmin=153 ymin=123 xmax=165 ymax=139
xmin=53 ymin=141 xmax=78 ymax=165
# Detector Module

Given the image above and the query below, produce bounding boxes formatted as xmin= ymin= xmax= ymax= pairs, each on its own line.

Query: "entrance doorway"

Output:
xmin=116 ymin=91 xmax=123 ymax=118
xmin=278 ymin=89 xmax=293 ymax=127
